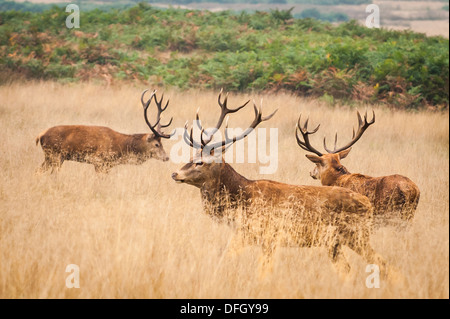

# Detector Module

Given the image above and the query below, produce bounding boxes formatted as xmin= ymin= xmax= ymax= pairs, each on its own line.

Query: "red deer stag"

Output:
xmin=296 ymin=111 xmax=420 ymax=227
xmin=36 ymin=90 xmax=173 ymax=173
xmin=172 ymin=91 xmax=390 ymax=279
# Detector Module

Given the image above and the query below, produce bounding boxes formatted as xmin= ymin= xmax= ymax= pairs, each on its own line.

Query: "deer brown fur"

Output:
xmin=297 ymin=111 xmax=420 ymax=226
xmin=172 ymin=91 xmax=391 ymax=279
xmin=306 ymin=151 xmax=420 ymax=225
xmin=174 ymin=157 xmax=388 ymax=278
xmin=36 ymin=90 xmax=173 ymax=173
xmin=36 ymin=125 xmax=168 ymax=173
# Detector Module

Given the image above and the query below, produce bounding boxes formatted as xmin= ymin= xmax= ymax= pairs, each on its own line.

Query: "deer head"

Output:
xmin=141 ymin=89 xmax=174 ymax=162
xmin=296 ymin=110 xmax=375 ymax=185
xmin=172 ymin=89 xmax=277 ymax=188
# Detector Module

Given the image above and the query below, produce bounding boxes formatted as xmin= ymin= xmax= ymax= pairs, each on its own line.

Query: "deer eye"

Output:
xmin=154 ymin=143 xmax=160 ymax=147
xmin=195 ymin=162 xmax=203 ymax=166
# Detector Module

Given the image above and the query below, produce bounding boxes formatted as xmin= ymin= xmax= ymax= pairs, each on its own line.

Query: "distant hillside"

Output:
xmin=0 ymin=3 xmax=448 ymax=109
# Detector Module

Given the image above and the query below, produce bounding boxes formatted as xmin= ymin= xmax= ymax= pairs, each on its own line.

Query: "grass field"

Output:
xmin=0 ymin=81 xmax=448 ymax=298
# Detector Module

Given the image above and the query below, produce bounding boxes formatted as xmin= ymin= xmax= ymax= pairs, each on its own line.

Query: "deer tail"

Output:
xmin=35 ymin=129 xmax=48 ymax=146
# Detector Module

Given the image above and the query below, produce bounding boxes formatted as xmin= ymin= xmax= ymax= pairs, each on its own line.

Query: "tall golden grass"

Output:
xmin=0 ymin=81 xmax=448 ymax=298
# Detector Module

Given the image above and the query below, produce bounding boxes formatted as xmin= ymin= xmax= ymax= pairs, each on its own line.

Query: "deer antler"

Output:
xmin=295 ymin=114 xmax=323 ymax=156
xmin=209 ymin=99 xmax=278 ymax=150
xmin=323 ymin=110 xmax=375 ymax=153
xmin=194 ymin=88 xmax=250 ymax=147
xmin=184 ymin=91 xmax=277 ymax=153
xmin=141 ymin=89 xmax=174 ymax=139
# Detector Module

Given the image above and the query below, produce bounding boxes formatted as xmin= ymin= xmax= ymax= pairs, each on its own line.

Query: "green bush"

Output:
xmin=0 ymin=3 xmax=447 ymax=109
xmin=295 ymin=8 xmax=349 ymax=22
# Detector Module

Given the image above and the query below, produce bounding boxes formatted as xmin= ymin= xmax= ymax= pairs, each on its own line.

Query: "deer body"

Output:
xmin=198 ymin=162 xmax=372 ymax=220
xmin=36 ymin=90 xmax=173 ymax=173
xmin=36 ymin=125 xmax=168 ymax=173
xmin=318 ymin=163 xmax=420 ymax=223
xmin=173 ymin=91 xmax=389 ymax=278
xmin=296 ymin=111 xmax=420 ymax=226
xmin=174 ymin=160 xmax=386 ymax=277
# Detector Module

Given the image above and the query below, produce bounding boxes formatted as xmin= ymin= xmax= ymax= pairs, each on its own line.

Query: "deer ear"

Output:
xmin=305 ymin=154 xmax=323 ymax=164
xmin=146 ymin=134 xmax=160 ymax=142
xmin=338 ymin=148 xmax=352 ymax=160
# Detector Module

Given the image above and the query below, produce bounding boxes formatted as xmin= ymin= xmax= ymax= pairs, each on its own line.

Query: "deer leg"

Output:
xmin=328 ymin=234 xmax=351 ymax=277
xmin=351 ymin=240 xmax=387 ymax=276
xmin=344 ymin=226 xmax=391 ymax=280
xmin=49 ymin=155 xmax=64 ymax=173
xmin=400 ymin=192 xmax=419 ymax=223
xmin=37 ymin=154 xmax=52 ymax=174
xmin=38 ymin=152 xmax=63 ymax=174
xmin=94 ymin=163 xmax=112 ymax=174
xmin=347 ymin=234 xmax=405 ymax=284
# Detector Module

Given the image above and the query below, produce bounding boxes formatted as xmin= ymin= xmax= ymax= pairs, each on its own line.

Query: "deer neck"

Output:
xmin=115 ymin=134 xmax=146 ymax=163
xmin=220 ymin=163 xmax=251 ymax=194
xmin=322 ymin=166 xmax=351 ymax=186
xmin=200 ymin=163 xmax=251 ymax=221
xmin=200 ymin=163 xmax=251 ymax=203
xmin=124 ymin=134 xmax=145 ymax=153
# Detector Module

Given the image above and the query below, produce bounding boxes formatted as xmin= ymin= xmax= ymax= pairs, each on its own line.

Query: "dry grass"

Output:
xmin=0 ymin=81 xmax=448 ymax=298
xmin=389 ymin=20 xmax=450 ymax=38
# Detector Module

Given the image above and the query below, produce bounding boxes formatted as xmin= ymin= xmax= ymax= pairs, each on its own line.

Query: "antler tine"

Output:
xmin=141 ymin=88 xmax=157 ymax=130
xmin=218 ymin=90 xmax=249 ymax=112
xmin=160 ymin=117 xmax=173 ymax=129
xmin=198 ymin=90 xmax=251 ymax=147
xmin=357 ymin=110 xmax=363 ymax=128
xmin=368 ymin=109 xmax=375 ymax=124
xmin=182 ymin=122 xmax=193 ymax=147
xmin=153 ymin=92 xmax=173 ymax=136
xmin=218 ymin=88 xmax=227 ymax=108
xmin=194 ymin=107 xmax=212 ymax=147
xmin=141 ymin=89 xmax=157 ymax=111
xmin=207 ymin=99 xmax=277 ymax=151
xmin=182 ymin=91 xmax=272 ymax=153
xmin=224 ymin=116 xmax=231 ymax=142
xmin=249 ymin=99 xmax=278 ymax=128
xmin=183 ymin=122 xmax=203 ymax=149
xmin=199 ymin=127 xmax=207 ymax=147
xmin=295 ymin=114 xmax=323 ymax=157
xmin=259 ymin=98 xmax=278 ymax=122
xmin=323 ymin=131 xmax=339 ymax=153
xmin=215 ymin=89 xmax=250 ymax=128
xmin=195 ymin=108 xmax=201 ymax=128
xmin=141 ymin=89 xmax=174 ymax=139
xmin=155 ymin=93 xmax=170 ymax=112
xmin=303 ymin=116 xmax=309 ymax=131
xmin=324 ymin=109 xmax=376 ymax=154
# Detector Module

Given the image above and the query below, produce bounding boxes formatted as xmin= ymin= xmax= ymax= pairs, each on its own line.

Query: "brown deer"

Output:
xmin=296 ymin=111 xmax=420 ymax=227
xmin=36 ymin=90 xmax=173 ymax=173
xmin=172 ymin=91 xmax=390 ymax=279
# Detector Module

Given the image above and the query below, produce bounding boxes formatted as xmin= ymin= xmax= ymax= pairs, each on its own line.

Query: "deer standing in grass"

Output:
xmin=296 ymin=111 xmax=420 ymax=227
xmin=172 ymin=91 xmax=390 ymax=279
xmin=36 ymin=90 xmax=173 ymax=173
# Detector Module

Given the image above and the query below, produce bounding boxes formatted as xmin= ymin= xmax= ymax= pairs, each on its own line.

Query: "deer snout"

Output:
xmin=172 ymin=172 xmax=183 ymax=183
xmin=310 ymin=167 xmax=319 ymax=180
xmin=163 ymin=156 xmax=169 ymax=162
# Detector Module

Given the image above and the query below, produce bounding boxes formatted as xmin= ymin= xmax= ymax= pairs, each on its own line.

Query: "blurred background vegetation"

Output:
xmin=0 ymin=1 xmax=448 ymax=109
